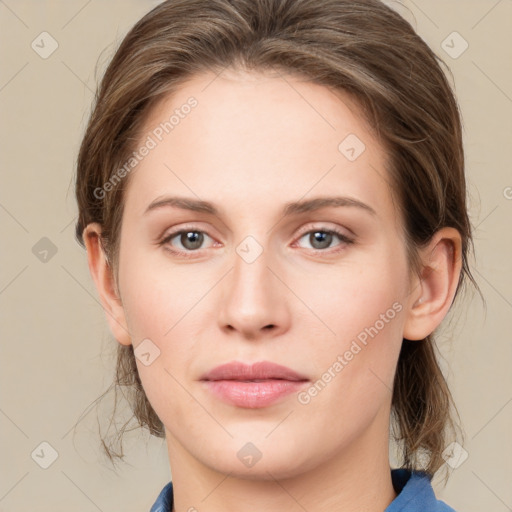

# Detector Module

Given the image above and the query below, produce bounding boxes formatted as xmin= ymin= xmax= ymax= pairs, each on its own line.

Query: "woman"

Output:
xmin=74 ymin=0 xmax=477 ymax=510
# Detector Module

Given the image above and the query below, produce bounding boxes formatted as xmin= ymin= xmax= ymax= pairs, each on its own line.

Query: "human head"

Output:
xmin=75 ymin=0 xmax=477 ymax=477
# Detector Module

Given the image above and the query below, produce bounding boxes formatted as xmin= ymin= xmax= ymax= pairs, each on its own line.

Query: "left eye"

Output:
xmin=296 ymin=229 xmax=353 ymax=251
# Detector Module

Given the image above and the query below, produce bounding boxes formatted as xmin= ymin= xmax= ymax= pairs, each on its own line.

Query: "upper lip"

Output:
xmin=200 ymin=361 xmax=309 ymax=382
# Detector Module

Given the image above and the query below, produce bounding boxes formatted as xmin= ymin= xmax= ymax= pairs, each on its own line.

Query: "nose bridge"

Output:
xmin=231 ymin=236 xmax=275 ymax=315
xmin=218 ymin=233 xmax=289 ymax=337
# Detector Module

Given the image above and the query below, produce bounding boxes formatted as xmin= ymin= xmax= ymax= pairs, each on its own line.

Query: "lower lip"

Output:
xmin=202 ymin=379 xmax=308 ymax=408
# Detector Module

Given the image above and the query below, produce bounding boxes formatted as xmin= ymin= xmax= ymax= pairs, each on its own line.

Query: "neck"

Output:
xmin=166 ymin=412 xmax=397 ymax=512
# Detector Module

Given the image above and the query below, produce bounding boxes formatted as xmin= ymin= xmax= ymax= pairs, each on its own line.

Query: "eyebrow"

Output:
xmin=144 ymin=195 xmax=377 ymax=217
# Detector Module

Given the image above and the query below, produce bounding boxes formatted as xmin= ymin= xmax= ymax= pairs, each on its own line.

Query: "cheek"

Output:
xmin=117 ymin=246 xmax=207 ymax=387
xmin=118 ymin=240 xmax=198 ymax=337
xmin=296 ymin=257 xmax=404 ymax=342
xmin=121 ymin=266 xmax=204 ymax=430
xmin=293 ymin=248 xmax=407 ymax=394
xmin=310 ymin=287 xmax=404 ymax=388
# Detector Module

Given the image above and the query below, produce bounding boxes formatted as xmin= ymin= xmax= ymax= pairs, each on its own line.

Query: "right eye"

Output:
xmin=160 ymin=227 xmax=217 ymax=258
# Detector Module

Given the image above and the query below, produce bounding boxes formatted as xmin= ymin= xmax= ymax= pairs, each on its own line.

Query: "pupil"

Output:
xmin=182 ymin=231 xmax=203 ymax=250
xmin=311 ymin=231 xmax=331 ymax=249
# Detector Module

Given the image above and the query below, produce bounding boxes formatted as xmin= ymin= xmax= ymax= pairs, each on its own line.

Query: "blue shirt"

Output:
xmin=150 ymin=468 xmax=456 ymax=511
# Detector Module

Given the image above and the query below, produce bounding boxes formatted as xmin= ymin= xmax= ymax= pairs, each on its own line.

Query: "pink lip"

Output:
xmin=200 ymin=361 xmax=309 ymax=408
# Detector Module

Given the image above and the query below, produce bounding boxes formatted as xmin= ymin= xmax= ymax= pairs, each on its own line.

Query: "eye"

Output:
xmin=160 ymin=227 xmax=215 ymax=257
xmin=295 ymin=227 xmax=354 ymax=252
xmin=158 ymin=224 xmax=354 ymax=259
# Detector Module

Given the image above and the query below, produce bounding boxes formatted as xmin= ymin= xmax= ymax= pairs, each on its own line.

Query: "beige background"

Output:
xmin=0 ymin=0 xmax=511 ymax=510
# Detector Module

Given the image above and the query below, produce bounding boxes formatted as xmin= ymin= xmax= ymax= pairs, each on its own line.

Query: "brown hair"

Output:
xmin=74 ymin=0 xmax=479 ymax=476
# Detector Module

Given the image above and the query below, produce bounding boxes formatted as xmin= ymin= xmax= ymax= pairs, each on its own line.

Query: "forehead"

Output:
xmin=124 ymin=68 xmax=395 ymax=223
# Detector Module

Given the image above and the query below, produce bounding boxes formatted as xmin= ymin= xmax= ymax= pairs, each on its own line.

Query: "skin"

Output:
xmin=84 ymin=68 xmax=462 ymax=512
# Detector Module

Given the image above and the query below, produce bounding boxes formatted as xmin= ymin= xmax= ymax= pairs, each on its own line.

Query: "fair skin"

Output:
xmin=84 ymin=68 xmax=462 ymax=512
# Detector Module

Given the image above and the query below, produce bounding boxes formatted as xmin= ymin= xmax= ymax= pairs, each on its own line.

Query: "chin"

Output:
xmin=206 ymin=456 xmax=308 ymax=481
xmin=196 ymin=436 xmax=323 ymax=481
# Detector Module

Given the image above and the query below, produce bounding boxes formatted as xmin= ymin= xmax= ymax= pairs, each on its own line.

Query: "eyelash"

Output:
xmin=158 ymin=224 xmax=354 ymax=259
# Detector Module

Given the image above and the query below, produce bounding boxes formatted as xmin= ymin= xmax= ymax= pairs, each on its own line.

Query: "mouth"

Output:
xmin=200 ymin=361 xmax=309 ymax=408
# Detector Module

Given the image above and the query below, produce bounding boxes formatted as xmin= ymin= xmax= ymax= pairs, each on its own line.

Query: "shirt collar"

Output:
xmin=385 ymin=469 xmax=455 ymax=511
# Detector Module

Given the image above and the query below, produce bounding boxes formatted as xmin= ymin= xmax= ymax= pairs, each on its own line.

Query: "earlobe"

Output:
xmin=403 ymin=227 xmax=462 ymax=341
xmin=82 ymin=223 xmax=132 ymax=346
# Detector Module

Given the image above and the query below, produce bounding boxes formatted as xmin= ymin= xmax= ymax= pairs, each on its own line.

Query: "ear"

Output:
xmin=82 ymin=223 xmax=132 ymax=346
xmin=403 ymin=227 xmax=463 ymax=341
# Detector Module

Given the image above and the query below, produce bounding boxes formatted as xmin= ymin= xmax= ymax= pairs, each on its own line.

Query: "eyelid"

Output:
xmin=159 ymin=222 xmax=352 ymax=242
xmin=294 ymin=222 xmax=353 ymax=239
xmin=159 ymin=223 xmax=217 ymax=246
xmin=159 ymin=221 xmax=215 ymax=238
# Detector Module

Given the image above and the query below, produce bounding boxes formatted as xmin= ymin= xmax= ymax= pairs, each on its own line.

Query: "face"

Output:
xmin=115 ymin=68 xmax=412 ymax=479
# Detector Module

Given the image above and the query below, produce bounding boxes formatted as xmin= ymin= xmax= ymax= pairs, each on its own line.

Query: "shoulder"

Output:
xmin=386 ymin=469 xmax=457 ymax=512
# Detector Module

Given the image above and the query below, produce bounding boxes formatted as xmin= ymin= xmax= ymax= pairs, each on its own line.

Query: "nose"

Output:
xmin=217 ymin=241 xmax=291 ymax=341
